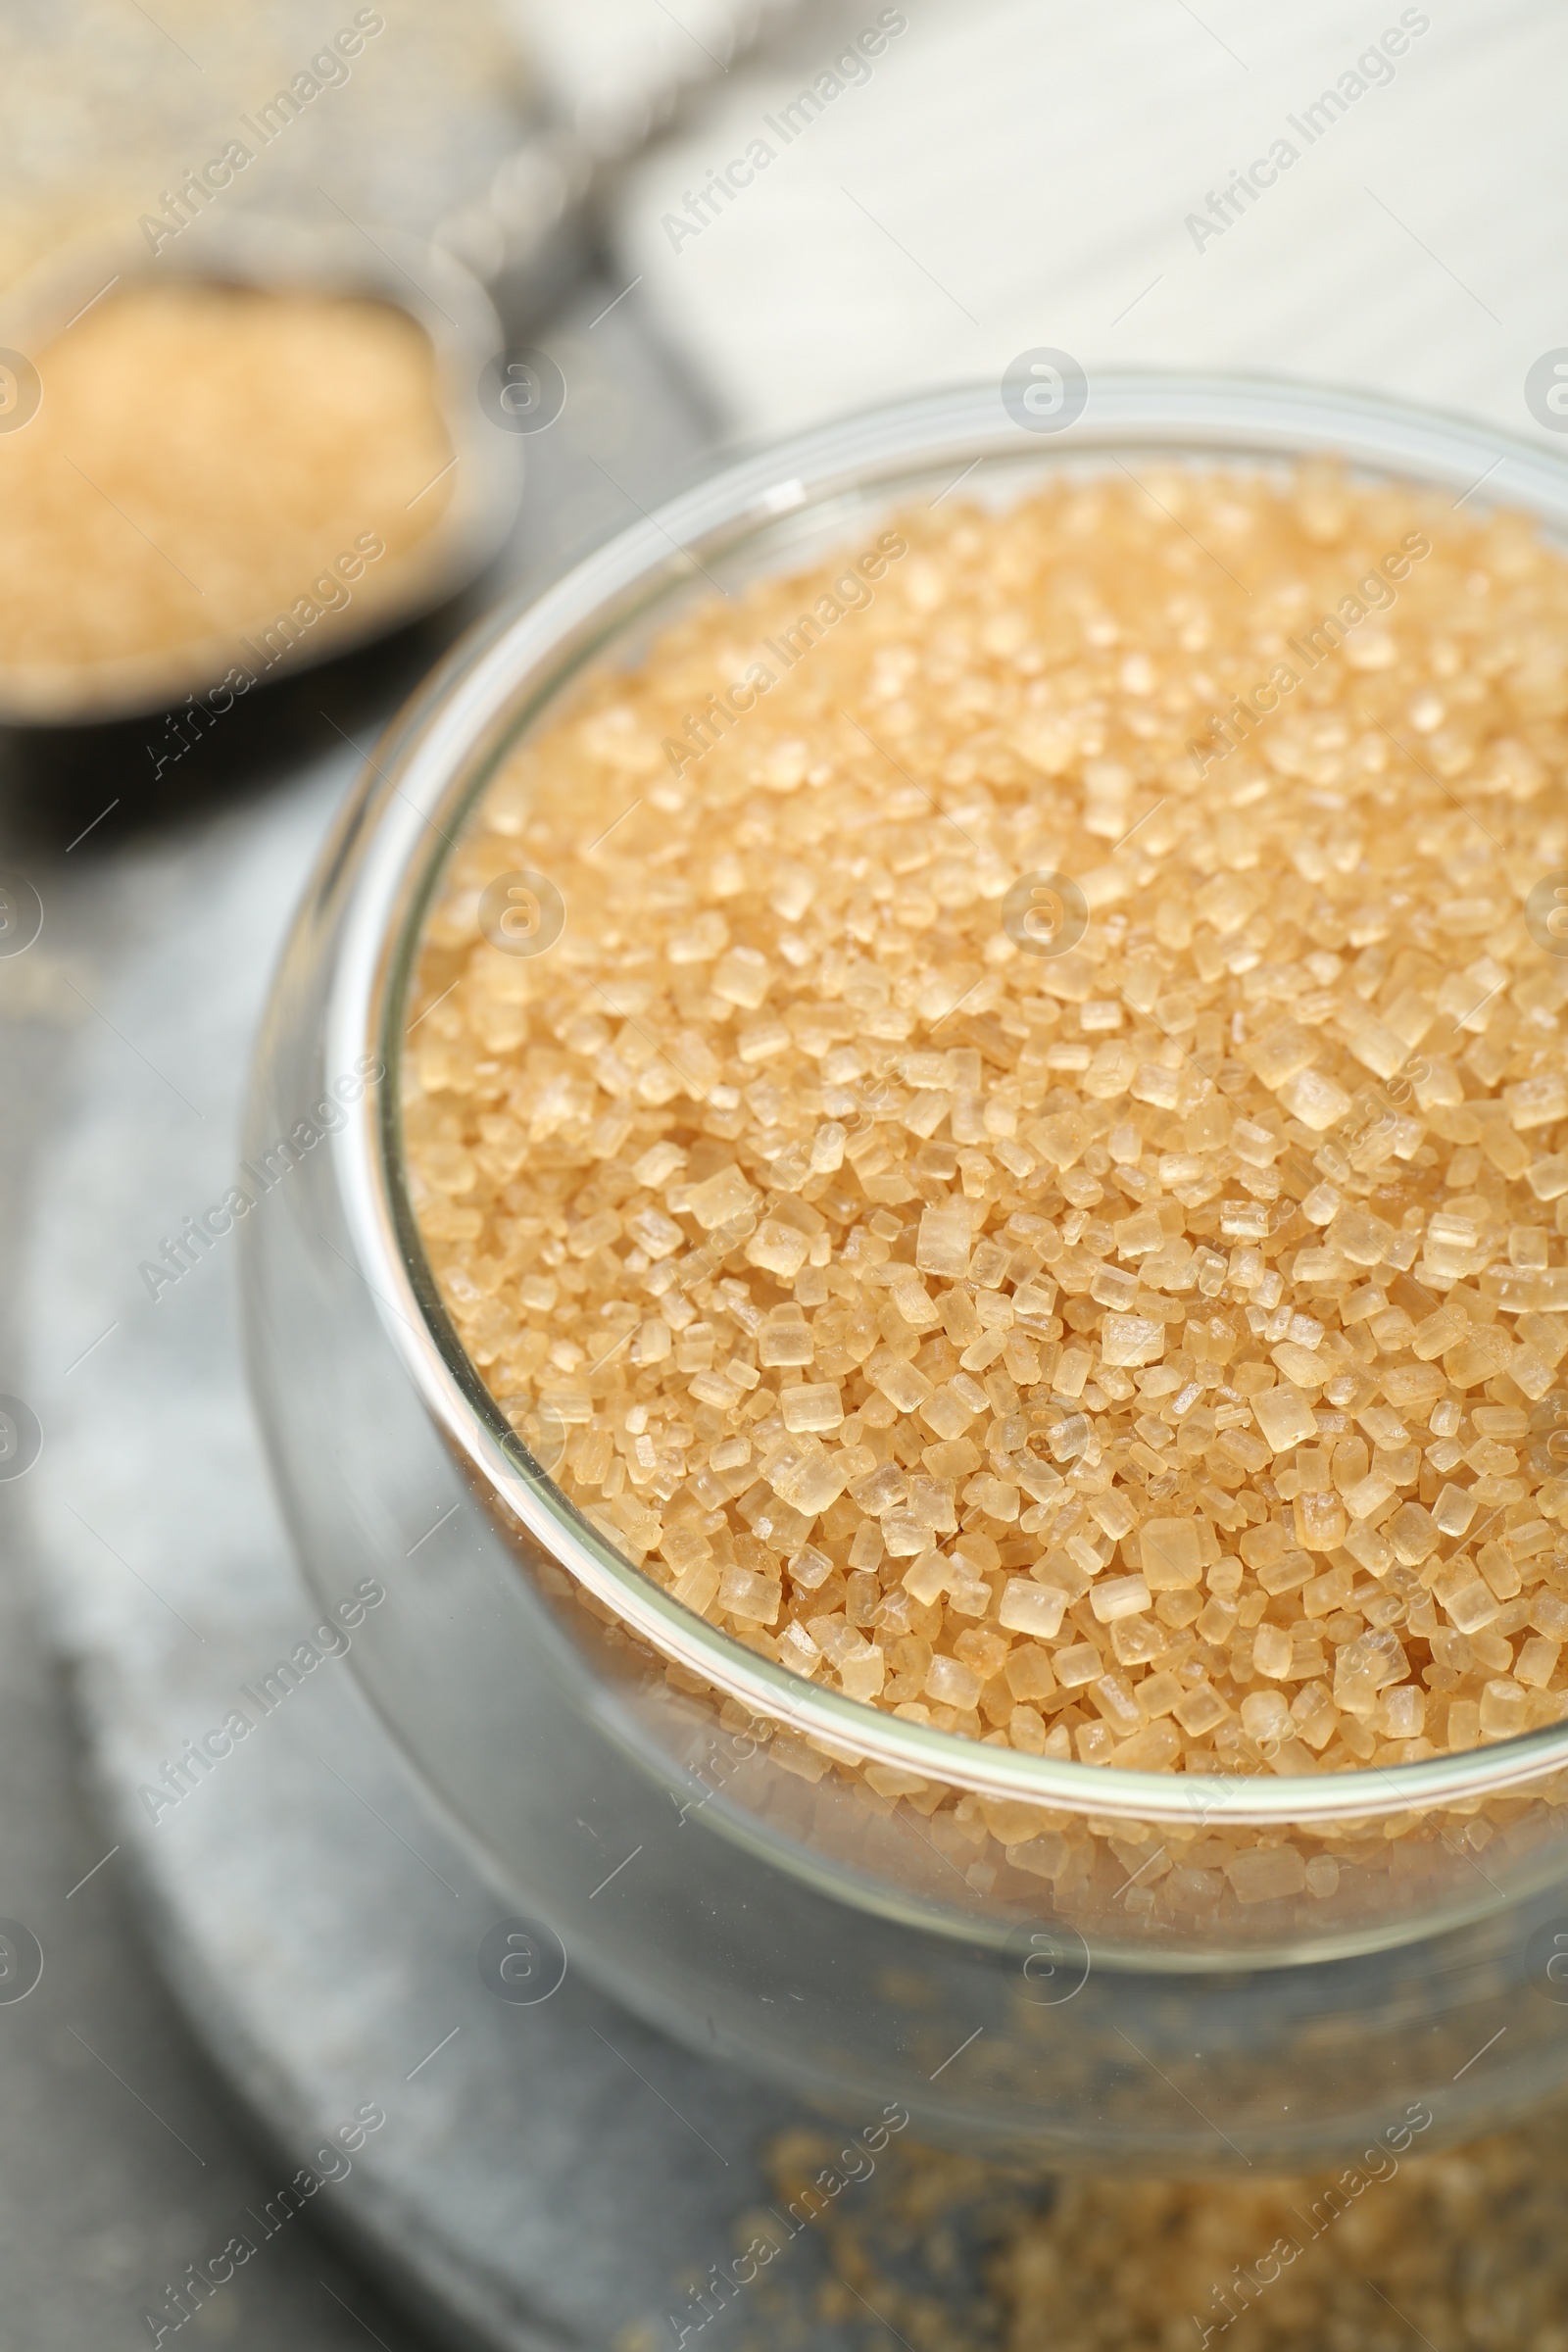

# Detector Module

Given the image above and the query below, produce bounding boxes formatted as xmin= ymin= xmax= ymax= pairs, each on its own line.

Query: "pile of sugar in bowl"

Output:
xmin=0 ymin=281 xmax=451 ymax=698
xmin=406 ymin=460 xmax=1568 ymax=1794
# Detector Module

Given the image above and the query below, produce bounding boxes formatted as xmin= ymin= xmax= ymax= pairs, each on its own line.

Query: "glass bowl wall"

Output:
xmin=241 ymin=377 xmax=1568 ymax=2171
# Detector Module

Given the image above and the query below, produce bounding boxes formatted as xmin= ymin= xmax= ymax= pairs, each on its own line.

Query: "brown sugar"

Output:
xmin=404 ymin=462 xmax=1568 ymax=1787
xmin=0 ymin=281 xmax=452 ymax=693
xmin=748 ymin=2111 xmax=1568 ymax=2352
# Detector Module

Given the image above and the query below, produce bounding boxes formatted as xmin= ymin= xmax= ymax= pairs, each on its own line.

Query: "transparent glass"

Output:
xmin=242 ymin=377 xmax=1568 ymax=2171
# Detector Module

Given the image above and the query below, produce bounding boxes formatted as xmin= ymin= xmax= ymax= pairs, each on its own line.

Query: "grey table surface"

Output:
xmin=0 ymin=282 xmax=865 ymax=2352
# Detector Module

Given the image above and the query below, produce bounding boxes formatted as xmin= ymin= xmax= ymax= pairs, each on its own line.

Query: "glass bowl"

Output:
xmin=241 ymin=375 xmax=1568 ymax=2172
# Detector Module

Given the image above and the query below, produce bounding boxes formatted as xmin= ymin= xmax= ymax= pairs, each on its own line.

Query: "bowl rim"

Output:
xmin=324 ymin=367 xmax=1568 ymax=1830
xmin=0 ymin=207 xmax=522 ymax=726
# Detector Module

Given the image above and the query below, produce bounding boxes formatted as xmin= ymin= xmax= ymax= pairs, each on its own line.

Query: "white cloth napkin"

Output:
xmin=590 ymin=0 xmax=1566 ymax=443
